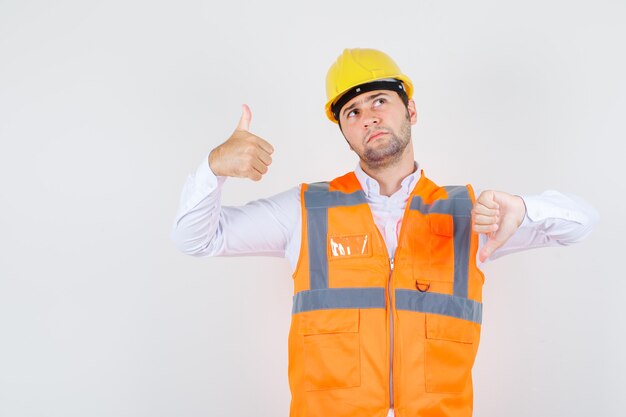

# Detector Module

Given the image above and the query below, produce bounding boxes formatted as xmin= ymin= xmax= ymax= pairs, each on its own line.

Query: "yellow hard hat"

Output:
xmin=325 ymin=48 xmax=414 ymax=123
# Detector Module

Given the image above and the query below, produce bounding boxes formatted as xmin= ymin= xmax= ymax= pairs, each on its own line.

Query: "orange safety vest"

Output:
xmin=288 ymin=170 xmax=484 ymax=417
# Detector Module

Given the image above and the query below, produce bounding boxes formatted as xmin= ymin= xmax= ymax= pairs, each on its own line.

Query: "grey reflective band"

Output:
xmin=303 ymin=183 xmax=370 ymax=290
xmin=306 ymin=182 xmax=330 ymax=193
xmin=409 ymin=189 xmax=473 ymax=217
xmin=304 ymin=190 xmax=368 ymax=209
xmin=292 ymin=287 xmax=387 ymax=314
xmin=444 ymin=186 xmax=472 ymax=299
xmin=410 ymin=186 xmax=473 ymax=299
xmin=305 ymin=182 xmax=330 ymax=290
xmin=395 ymin=289 xmax=483 ymax=324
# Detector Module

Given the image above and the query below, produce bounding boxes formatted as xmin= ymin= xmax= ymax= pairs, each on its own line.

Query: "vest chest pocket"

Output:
xmin=424 ymin=313 xmax=476 ymax=393
xmin=298 ymin=309 xmax=361 ymax=391
xmin=428 ymin=214 xmax=455 ymax=276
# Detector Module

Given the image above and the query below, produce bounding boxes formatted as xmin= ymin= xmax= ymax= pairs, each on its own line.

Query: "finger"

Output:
xmin=472 ymin=204 xmax=500 ymax=217
xmin=241 ymin=159 xmax=264 ymax=181
xmin=251 ymin=158 xmax=269 ymax=175
xmin=472 ymin=213 xmax=499 ymax=225
xmin=248 ymin=170 xmax=262 ymax=181
xmin=476 ymin=190 xmax=500 ymax=210
xmin=256 ymin=149 xmax=273 ymax=166
xmin=473 ymin=223 xmax=499 ymax=234
xmin=236 ymin=104 xmax=252 ymax=131
xmin=255 ymin=137 xmax=274 ymax=154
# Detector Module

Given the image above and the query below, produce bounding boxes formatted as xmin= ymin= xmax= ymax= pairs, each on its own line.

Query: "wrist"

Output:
xmin=513 ymin=195 xmax=527 ymax=227
xmin=208 ymin=148 xmax=221 ymax=176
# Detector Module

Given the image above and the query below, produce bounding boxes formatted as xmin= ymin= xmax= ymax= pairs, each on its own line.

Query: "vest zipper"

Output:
xmin=388 ymin=257 xmax=395 ymax=410
xmin=356 ymin=171 xmax=425 ymax=412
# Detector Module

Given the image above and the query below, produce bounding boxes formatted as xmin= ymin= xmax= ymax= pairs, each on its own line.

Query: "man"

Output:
xmin=171 ymin=48 xmax=598 ymax=417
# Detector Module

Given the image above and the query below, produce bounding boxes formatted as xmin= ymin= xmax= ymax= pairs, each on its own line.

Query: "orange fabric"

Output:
xmin=288 ymin=171 xmax=484 ymax=417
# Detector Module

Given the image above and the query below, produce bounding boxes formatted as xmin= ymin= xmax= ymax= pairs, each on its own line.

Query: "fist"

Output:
xmin=208 ymin=104 xmax=274 ymax=181
xmin=471 ymin=190 xmax=527 ymax=262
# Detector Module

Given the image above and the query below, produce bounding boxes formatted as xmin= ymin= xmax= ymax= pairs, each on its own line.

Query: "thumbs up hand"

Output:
xmin=472 ymin=190 xmax=527 ymax=262
xmin=208 ymin=104 xmax=275 ymax=181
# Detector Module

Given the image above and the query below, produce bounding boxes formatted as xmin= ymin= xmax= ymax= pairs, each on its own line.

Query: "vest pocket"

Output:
xmin=428 ymin=214 xmax=455 ymax=276
xmin=298 ymin=309 xmax=361 ymax=391
xmin=424 ymin=313 xmax=474 ymax=393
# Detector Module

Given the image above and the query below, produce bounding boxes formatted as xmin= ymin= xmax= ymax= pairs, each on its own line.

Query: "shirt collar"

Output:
xmin=354 ymin=161 xmax=421 ymax=198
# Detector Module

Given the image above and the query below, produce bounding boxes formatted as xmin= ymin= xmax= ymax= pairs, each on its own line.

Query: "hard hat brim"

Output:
xmin=325 ymin=74 xmax=414 ymax=123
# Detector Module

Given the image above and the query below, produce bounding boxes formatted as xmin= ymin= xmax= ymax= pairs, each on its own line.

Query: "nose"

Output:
xmin=362 ymin=109 xmax=380 ymax=128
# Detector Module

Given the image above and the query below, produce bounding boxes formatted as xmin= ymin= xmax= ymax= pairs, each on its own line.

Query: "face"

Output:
xmin=338 ymin=90 xmax=417 ymax=170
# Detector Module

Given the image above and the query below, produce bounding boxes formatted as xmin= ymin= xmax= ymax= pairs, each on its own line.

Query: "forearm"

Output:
xmin=170 ymin=155 xmax=299 ymax=258
xmin=171 ymin=154 xmax=227 ymax=256
xmin=484 ymin=189 xmax=599 ymax=261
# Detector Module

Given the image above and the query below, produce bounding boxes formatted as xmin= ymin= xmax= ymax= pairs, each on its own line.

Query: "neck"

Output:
xmin=360 ymin=144 xmax=416 ymax=196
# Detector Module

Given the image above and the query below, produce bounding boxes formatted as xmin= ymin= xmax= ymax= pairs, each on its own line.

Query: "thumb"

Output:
xmin=479 ymin=235 xmax=502 ymax=263
xmin=236 ymin=104 xmax=252 ymax=131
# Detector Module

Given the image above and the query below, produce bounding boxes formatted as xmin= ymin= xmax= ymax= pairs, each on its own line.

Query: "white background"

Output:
xmin=1 ymin=0 xmax=624 ymax=416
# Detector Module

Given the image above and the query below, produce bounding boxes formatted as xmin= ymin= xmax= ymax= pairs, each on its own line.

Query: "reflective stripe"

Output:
xmin=395 ymin=289 xmax=482 ymax=324
xmin=305 ymin=182 xmax=330 ymax=290
xmin=303 ymin=184 xmax=369 ymax=290
xmin=409 ymin=190 xmax=473 ymax=217
xmin=445 ymin=186 xmax=472 ymax=299
xmin=292 ymin=287 xmax=387 ymax=314
xmin=304 ymin=190 xmax=368 ymax=209
xmin=410 ymin=186 xmax=473 ymax=299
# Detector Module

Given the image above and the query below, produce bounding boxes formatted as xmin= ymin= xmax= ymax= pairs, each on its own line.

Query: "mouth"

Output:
xmin=366 ymin=130 xmax=388 ymax=143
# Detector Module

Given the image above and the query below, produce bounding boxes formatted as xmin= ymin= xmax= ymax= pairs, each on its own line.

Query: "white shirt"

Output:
xmin=171 ymin=156 xmax=599 ymax=417
xmin=171 ymin=155 xmax=598 ymax=269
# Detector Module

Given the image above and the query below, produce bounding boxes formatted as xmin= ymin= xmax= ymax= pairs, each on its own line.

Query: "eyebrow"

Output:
xmin=342 ymin=92 xmax=390 ymax=118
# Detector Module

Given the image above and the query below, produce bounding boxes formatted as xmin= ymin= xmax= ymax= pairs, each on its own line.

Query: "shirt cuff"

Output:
xmin=520 ymin=191 xmax=588 ymax=225
xmin=517 ymin=195 xmax=531 ymax=227
xmin=195 ymin=152 xmax=226 ymax=191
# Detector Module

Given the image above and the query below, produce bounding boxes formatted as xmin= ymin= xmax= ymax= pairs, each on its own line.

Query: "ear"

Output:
xmin=407 ymin=99 xmax=418 ymax=125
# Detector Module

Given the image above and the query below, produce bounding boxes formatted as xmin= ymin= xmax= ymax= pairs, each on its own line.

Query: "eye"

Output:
xmin=347 ymin=109 xmax=359 ymax=118
xmin=373 ymin=98 xmax=386 ymax=107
